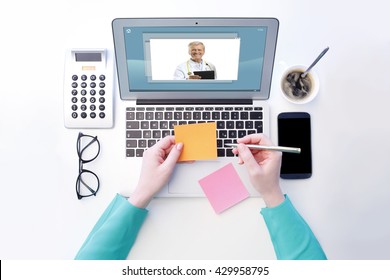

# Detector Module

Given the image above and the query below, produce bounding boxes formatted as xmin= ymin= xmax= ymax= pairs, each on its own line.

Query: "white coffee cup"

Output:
xmin=280 ymin=65 xmax=319 ymax=104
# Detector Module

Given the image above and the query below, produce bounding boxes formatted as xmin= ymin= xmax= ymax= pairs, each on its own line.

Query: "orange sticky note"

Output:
xmin=174 ymin=122 xmax=217 ymax=161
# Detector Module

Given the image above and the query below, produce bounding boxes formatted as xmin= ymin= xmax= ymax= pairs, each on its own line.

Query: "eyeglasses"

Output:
xmin=76 ymin=132 xmax=100 ymax=199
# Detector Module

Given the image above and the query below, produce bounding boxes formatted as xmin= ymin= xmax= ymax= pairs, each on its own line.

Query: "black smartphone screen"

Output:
xmin=278 ymin=112 xmax=312 ymax=179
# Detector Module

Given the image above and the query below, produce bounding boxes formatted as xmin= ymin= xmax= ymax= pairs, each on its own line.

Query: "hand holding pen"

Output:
xmin=230 ymin=134 xmax=285 ymax=208
xmin=225 ymin=143 xmax=300 ymax=154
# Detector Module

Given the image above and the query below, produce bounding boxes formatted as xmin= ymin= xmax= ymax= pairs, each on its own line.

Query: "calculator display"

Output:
xmin=75 ymin=52 xmax=102 ymax=62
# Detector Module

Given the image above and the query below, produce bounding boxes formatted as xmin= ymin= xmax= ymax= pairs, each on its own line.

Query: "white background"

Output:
xmin=1 ymin=0 xmax=390 ymax=260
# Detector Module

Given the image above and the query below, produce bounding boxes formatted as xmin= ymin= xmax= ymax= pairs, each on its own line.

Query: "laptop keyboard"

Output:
xmin=126 ymin=105 xmax=263 ymax=158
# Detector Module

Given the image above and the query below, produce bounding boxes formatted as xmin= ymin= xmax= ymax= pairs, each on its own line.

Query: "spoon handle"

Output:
xmin=301 ymin=46 xmax=329 ymax=78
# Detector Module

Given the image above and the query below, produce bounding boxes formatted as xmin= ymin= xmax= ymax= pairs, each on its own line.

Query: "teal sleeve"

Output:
xmin=75 ymin=194 xmax=148 ymax=260
xmin=261 ymin=195 xmax=327 ymax=260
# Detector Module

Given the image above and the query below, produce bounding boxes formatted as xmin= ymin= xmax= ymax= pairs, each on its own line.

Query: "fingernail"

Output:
xmin=176 ymin=142 xmax=183 ymax=151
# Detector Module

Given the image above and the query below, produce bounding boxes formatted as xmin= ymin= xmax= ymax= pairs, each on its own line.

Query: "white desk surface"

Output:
xmin=1 ymin=0 xmax=390 ymax=260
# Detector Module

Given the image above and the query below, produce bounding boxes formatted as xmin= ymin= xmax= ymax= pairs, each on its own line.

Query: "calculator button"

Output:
xmin=67 ymin=71 xmax=110 ymax=126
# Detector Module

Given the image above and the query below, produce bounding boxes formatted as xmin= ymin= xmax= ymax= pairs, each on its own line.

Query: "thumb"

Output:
xmin=163 ymin=142 xmax=183 ymax=168
xmin=237 ymin=144 xmax=260 ymax=173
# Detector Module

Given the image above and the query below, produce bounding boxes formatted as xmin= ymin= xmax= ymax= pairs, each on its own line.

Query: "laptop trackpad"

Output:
xmin=168 ymin=161 xmax=228 ymax=195
xmin=168 ymin=160 xmax=258 ymax=196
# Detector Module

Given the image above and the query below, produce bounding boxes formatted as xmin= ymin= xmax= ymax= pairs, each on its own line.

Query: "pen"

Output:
xmin=225 ymin=143 xmax=301 ymax=154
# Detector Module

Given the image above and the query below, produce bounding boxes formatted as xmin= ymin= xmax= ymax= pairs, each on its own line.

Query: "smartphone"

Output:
xmin=278 ymin=112 xmax=312 ymax=179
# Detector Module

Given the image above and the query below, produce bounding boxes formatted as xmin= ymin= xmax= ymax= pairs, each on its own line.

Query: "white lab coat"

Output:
xmin=173 ymin=59 xmax=217 ymax=80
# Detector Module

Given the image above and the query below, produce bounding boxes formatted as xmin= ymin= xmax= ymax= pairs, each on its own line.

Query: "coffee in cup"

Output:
xmin=280 ymin=65 xmax=319 ymax=104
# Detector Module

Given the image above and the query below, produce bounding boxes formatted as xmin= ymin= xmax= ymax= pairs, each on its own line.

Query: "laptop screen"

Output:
xmin=112 ymin=18 xmax=279 ymax=101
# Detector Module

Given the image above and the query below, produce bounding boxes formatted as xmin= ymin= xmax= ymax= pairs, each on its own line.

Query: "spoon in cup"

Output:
xmin=301 ymin=46 xmax=329 ymax=79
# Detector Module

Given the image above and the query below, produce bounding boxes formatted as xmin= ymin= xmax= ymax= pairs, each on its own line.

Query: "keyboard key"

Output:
xmin=255 ymin=121 xmax=263 ymax=132
xmin=136 ymin=149 xmax=144 ymax=157
xmin=184 ymin=112 xmax=192 ymax=120
xmin=217 ymin=149 xmax=225 ymax=157
xmin=164 ymin=112 xmax=173 ymax=120
xmin=127 ymin=131 xmax=142 ymax=138
xmin=126 ymin=121 xmax=139 ymax=129
xmin=143 ymin=130 xmax=151 ymax=138
xmin=226 ymin=149 xmax=235 ymax=157
xmin=202 ymin=112 xmax=211 ymax=120
xmin=226 ymin=121 xmax=234 ymax=129
xmin=250 ymin=111 xmax=263 ymax=119
xmin=212 ymin=112 xmax=220 ymax=120
xmin=126 ymin=149 xmax=135 ymax=157
xmin=126 ymin=112 xmax=135 ymax=120
xmin=240 ymin=112 xmax=249 ymax=120
xmin=126 ymin=140 xmax=137 ymax=147
xmin=155 ymin=112 xmax=163 ymax=120
xmin=136 ymin=112 xmax=144 ymax=120
xmin=141 ymin=121 xmax=149 ymax=129
xmin=231 ymin=112 xmax=239 ymax=119
xmin=238 ymin=130 xmax=246 ymax=138
xmin=219 ymin=130 xmax=228 ymax=138
xmin=174 ymin=112 xmax=182 ymax=120
xmin=229 ymin=130 xmax=237 ymax=138
xmin=245 ymin=121 xmax=253 ymax=129
xmin=221 ymin=112 xmax=230 ymax=119
xmin=150 ymin=121 xmax=158 ymax=129
xmin=145 ymin=112 xmax=154 ymax=120
xmin=162 ymin=130 xmax=171 ymax=137
xmin=217 ymin=121 xmax=225 ymax=129
xmin=193 ymin=111 xmax=201 ymax=120
xmin=160 ymin=121 xmax=168 ymax=129
xmin=138 ymin=139 xmax=147 ymax=148
xmin=148 ymin=139 xmax=157 ymax=147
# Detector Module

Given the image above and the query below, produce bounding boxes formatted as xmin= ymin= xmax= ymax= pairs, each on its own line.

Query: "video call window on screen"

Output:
xmin=123 ymin=26 xmax=268 ymax=92
xmin=146 ymin=37 xmax=240 ymax=81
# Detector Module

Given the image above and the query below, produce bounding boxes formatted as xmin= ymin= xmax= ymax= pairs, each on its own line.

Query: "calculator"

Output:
xmin=63 ymin=48 xmax=114 ymax=128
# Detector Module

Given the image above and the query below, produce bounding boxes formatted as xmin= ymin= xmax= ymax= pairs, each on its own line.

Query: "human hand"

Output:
xmin=128 ymin=136 xmax=183 ymax=208
xmin=232 ymin=134 xmax=285 ymax=208
xmin=188 ymin=75 xmax=202 ymax=80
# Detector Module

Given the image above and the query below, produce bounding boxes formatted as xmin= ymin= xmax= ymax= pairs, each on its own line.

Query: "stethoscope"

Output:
xmin=186 ymin=60 xmax=211 ymax=75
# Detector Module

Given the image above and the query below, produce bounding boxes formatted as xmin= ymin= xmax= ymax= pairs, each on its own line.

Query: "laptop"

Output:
xmin=112 ymin=18 xmax=279 ymax=197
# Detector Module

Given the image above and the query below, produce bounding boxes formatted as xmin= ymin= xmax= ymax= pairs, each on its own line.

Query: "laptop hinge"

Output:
xmin=137 ymin=99 xmax=252 ymax=105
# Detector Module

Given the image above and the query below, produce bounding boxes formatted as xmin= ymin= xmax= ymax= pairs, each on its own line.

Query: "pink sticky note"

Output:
xmin=198 ymin=163 xmax=249 ymax=214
